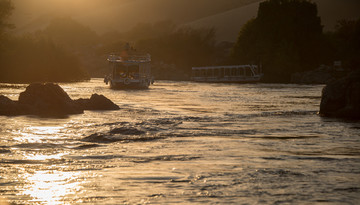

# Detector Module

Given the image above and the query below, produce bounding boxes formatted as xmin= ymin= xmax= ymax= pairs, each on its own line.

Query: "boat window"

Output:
xmin=116 ymin=64 xmax=127 ymax=71
xmin=192 ymin=70 xmax=197 ymax=77
xmin=224 ymin=68 xmax=230 ymax=76
xmin=128 ymin=65 xmax=139 ymax=79
xmin=128 ymin=65 xmax=139 ymax=72
xmin=214 ymin=69 xmax=219 ymax=77
xmin=195 ymin=70 xmax=201 ymax=77
xmin=114 ymin=64 xmax=127 ymax=78
xmin=245 ymin=67 xmax=252 ymax=76
xmin=207 ymin=69 xmax=213 ymax=77
xmin=231 ymin=68 xmax=236 ymax=76
xmin=240 ymin=68 xmax=244 ymax=76
xmin=200 ymin=70 xmax=205 ymax=77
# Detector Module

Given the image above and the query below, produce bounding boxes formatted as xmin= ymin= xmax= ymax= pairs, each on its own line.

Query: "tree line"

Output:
xmin=231 ymin=0 xmax=360 ymax=82
xmin=0 ymin=1 xmax=89 ymax=83
xmin=0 ymin=0 xmax=219 ymax=82
xmin=0 ymin=0 xmax=359 ymax=83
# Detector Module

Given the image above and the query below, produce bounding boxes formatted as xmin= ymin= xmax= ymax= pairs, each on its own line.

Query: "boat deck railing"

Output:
xmin=107 ymin=54 xmax=151 ymax=63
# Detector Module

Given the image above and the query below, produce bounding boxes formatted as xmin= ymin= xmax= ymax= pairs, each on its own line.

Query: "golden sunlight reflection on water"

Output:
xmin=10 ymin=125 xmax=83 ymax=204
xmin=28 ymin=126 xmax=64 ymax=135
xmin=13 ymin=126 xmax=65 ymax=144
xmin=21 ymin=170 xmax=82 ymax=204
xmin=24 ymin=153 xmax=65 ymax=161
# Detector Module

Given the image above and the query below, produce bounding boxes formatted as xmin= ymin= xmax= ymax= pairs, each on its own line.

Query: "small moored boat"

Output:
xmin=191 ymin=65 xmax=263 ymax=83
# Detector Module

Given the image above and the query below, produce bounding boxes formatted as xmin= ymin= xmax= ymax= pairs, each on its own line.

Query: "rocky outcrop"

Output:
xmin=0 ymin=83 xmax=119 ymax=117
xmin=319 ymin=72 xmax=360 ymax=119
xmin=18 ymin=83 xmax=83 ymax=116
xmin=74 ymin=94 xmax=120 ymax=111
xmin=0 ymin=95 xmax=23 ymax=116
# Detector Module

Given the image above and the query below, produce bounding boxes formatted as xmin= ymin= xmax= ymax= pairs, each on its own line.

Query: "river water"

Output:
xmin=0 ymin=79 xmax=359 ymax=204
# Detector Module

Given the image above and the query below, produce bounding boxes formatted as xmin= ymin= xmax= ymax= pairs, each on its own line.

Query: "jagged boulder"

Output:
xmin=0 ymin=83 xmax=119 ymax=117
xmin=18 ymin=83 xmax=83 ymax=116
xmin=74 ymin=94 xmax=119 ymax=110
xmin=319 ymin=72 xmax=360 ymax=119
xmin=0 ymin=95 xmax=21 ymax=116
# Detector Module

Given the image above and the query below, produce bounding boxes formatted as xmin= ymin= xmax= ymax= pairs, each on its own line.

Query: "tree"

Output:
xmin=333 ymin=18 xmax=360 ymax=70
xmin=232 ymin=0 xmax=324 ymax=82
xmin=0 ymin=0 xmax=14 ymax=79
xmin=0 ymin=0 xmax=13 ymax=35
xmin=0 ymin=2 xmax=89 ymax=83
xmin=136 ymin=26 xmax=217 ymax=79
xmin=36 ymin=17 xmax=99 ymax=50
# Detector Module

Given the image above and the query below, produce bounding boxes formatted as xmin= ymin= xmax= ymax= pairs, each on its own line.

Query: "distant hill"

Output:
xmin=186 ymin=1 xmax=261 ymax=42
xmin=187 ymin=0 xmax=360 ymax=42
xmin=10 ymin=0 xmax=258 ymax=34
xmin=10 ymin=0 xmax=360 ymax=42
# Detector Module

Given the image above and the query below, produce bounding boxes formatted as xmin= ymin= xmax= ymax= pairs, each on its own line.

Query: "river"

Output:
xmin=0 ymin=79 xmax=359 ymax=204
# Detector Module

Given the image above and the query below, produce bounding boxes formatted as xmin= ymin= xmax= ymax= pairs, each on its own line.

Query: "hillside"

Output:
xmin=187 ymin=0 xmax=360 ymax=42
xmin=186 ymin=1 xmax=261 ymax=42
xmin=10 ymin=0 xmax=360 ymax=43
xmin=10 ymin=0 xmax=259 ymax=34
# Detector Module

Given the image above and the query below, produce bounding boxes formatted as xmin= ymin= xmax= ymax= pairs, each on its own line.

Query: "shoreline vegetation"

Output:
xmin=0 ymin=0 xmax=359 ymax=84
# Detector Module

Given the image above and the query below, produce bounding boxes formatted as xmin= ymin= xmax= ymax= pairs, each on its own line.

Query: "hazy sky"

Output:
xmin=10 ymin=0 xmax=360 ymax=42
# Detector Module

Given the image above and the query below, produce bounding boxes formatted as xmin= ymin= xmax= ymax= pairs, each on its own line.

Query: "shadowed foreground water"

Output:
xmin=0 ymin=79 xmax=359 ymax=204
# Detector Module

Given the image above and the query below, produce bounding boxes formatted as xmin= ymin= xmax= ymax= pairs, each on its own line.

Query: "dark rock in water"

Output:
xmin=74 ymin=94 xmax=120 ymax=110
xmin=0 ymin=95 xmax=20 ymax=116
xmin=18 ymin=83 xmax=83 ymax=116
xmin=89 ymin=94 xmax=120 ymax=110
xmin=0 ymin=83 xmax=119 ymax=117
xmin=319 ymin=72 xmax=360 ymax=119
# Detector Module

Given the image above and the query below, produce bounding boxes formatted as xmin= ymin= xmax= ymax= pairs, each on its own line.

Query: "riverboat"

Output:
xmin=191 ymin=65 xmax=263 ymax=83
xmin=104 ymin=53 xmax=153 ymax=89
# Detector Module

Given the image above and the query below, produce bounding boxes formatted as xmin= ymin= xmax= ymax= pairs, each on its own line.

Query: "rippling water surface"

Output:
xmin=0 ymin=79 xmax=359 ymax=204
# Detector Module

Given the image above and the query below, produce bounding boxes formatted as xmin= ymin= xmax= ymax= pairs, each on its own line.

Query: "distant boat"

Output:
xmin=191 ymin=65 xmax=263 ymax=83
xmin=104 ymin=52 xmax=153 ymax=89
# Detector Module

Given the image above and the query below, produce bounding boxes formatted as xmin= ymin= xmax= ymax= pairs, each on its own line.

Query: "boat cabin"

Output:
xmin=105 ymin=53 xmax=153 ymax=89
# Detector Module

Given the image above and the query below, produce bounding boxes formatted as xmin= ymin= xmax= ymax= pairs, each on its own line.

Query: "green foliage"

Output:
xmin=232 ymin=0 xmax=324 ymax=82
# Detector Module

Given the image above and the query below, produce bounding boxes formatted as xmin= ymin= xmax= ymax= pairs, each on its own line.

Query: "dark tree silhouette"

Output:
xmin=232 ymin=0 xmax=324 ymax=82
xmin=0 ymin=2 xmax=89 ymax=83
xmin=0 ymin=0 xmax=13 ymax=35
xmin=332 ymin=18 xmax=360 ymax=70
